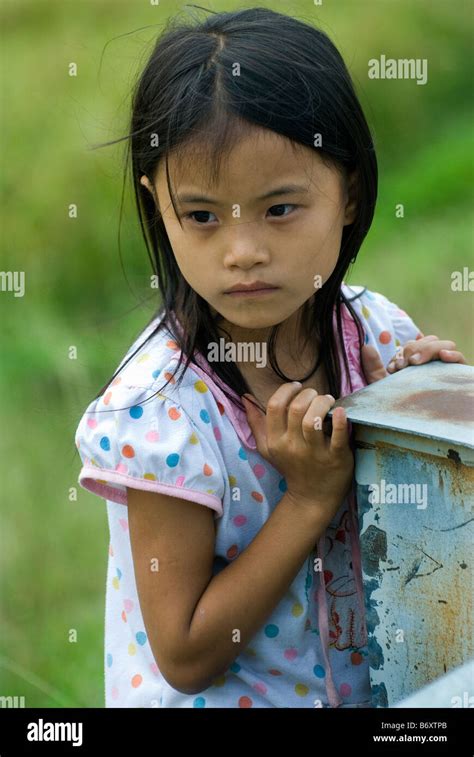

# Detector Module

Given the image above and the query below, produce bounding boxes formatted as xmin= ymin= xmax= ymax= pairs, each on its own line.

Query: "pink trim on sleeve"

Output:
xmin=78 ymin=466 xmax=224 ymax=516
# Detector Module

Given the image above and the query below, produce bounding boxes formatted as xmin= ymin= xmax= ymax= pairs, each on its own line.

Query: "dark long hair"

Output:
xmin=91 ymin=6 xmax=377 ymax=415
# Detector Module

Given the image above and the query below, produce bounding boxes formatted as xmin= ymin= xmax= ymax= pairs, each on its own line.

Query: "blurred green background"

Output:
xmin=1 ymin=0 xmax=473 ymax=707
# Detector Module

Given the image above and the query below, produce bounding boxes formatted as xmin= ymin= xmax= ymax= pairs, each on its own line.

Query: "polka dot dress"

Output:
xmin=75 ymin=284 xmax=423 ymax=708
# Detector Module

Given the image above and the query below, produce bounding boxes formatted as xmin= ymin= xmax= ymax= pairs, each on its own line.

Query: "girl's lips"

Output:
xmin=225 ymin=287 xmax=280 ymax=298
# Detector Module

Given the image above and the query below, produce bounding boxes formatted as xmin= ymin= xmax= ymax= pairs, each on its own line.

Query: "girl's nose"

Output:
xmin=222 ymin=224 xmax=270 ymax=267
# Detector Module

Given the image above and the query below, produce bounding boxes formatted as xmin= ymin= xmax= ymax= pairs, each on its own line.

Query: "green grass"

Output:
xmin=1 ymin=0 xmax=473 ymax=707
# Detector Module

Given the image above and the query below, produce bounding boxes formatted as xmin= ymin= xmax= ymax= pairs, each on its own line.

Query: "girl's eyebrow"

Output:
xmin=176 ymin=183 xmax=310 ymax=205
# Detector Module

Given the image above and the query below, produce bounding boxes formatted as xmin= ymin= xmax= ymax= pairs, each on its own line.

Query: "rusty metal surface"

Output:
xmin=332 ymin=362 xmax=474 ymax=706
xmin=328 ymin=362 xmax=474 ymax=449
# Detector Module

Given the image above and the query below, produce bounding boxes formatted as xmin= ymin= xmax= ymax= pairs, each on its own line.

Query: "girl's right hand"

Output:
xmin=242 ymin=382 xmax=354 ymax=523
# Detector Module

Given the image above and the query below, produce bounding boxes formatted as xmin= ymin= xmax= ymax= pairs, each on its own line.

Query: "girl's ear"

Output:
xmin=140 ymin=174 xmax=161 ymax=208
xmin=140 ymin=175 xmax=155 ymax=196
xmin=343 ymin=170 xmax=359 ymax=226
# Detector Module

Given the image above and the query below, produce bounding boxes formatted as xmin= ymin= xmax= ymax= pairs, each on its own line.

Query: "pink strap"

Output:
xmin=317 ymin=535 xmax=343 ymax=707
xmin=317 ymin=295 xmax=368 ymax=706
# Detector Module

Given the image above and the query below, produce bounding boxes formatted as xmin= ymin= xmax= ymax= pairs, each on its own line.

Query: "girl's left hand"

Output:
xmin=361 ymin=335 xmax=468 ymax=385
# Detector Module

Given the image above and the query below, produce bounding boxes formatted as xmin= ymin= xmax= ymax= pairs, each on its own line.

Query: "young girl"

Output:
xmin=75 ymin=7 xmax=466 ymax=708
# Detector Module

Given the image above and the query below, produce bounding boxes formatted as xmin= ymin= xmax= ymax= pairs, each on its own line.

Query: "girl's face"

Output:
xmin=141 ymin=126 xmax=357 ymax=336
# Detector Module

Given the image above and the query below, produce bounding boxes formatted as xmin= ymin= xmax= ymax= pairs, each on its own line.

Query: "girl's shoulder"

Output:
xmin=341 ymin=283 xmax=424 ymax=366
xmin=74 ymin=315 xmax=228 ymax=514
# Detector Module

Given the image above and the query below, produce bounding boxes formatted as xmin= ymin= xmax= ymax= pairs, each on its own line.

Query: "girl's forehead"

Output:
xmin=158 ymin=133 xmax=323 ymax=191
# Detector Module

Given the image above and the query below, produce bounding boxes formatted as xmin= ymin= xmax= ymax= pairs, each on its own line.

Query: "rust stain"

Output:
xmin=370 ymin=440 xmax=474 ymax=503
xmin=391 ymin=389 xmax=474 ymax=424
xmin=412 ymin=556 xmax=468 ymax=681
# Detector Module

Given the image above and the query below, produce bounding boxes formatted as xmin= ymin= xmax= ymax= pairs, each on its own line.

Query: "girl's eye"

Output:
xmin=184 ymin=204 xmax=298 ymax=225
xmin=267 ymin=203 xmax=297 ymax=218
xmin=185 ymin=210 xmax=217 ymax=225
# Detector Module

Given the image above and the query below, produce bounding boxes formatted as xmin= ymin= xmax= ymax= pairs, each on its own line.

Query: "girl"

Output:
xmin=75 ymin=7 xmax=466 ymax=708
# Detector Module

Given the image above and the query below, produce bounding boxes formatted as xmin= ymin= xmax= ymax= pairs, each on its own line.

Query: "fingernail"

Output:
xmin=410 ymin=353 xmax=421 ymax=363
xmin=325 ymin=394 xmax=335 ymax=401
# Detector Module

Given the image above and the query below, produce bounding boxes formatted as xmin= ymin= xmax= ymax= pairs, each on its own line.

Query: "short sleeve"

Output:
xmin=75 ymin=381 xmax=226 ymax=518
xmin=345 ymin=286 xmax=425 ymax=370
xmin=377 ymin=293 xmax=424 ymax=352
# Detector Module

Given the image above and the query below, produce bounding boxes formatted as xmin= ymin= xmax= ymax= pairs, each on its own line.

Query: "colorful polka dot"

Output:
xmin=295 ymin=683 xmax=309 ymax=697
xmin=193 ymin=697 xmax=206 ymax=707
xmin=379 ymin=330 xmax=392 ymax=345
xmin=212 ymin=676 xmax=226 ymax=687
xmin=99 ymin=436 xmax=110 ymax=451
xmin=168 ymin=407 xmax=181 ymax=421
xmin=313 ymin=665 xmax=326 ymax=678
xmin=253 ymin=464 xmax=265 ymax=478
xmin=199 ymin=409 xmax=210 ymax=424
xmin=203 ymin=463 xmax=213 ymax=476
xmin=128 ymin=643 xmax=136 ymax=655
xmin=129 ymin=405 xmax=144 ymax=419
xmin=291 ymin=603 xmax=303 ymax=617
xmin=194 ymin=380 xmax=208 ymax=393
xmin=232 ymin=514 xmax=247 ymax=527
xmin=238 ymin=696 xmax=253 ymax=708
xmin=166 ymin=453 xmax=180 ymax=467
xmin=264 ymin=624 xmax=279 ymax=638
xmin=122 ymin=444 xmax=135 ymax=458
xmin=106 ymin=653 xmax=113 ymax=667
xmin=279 ymin=478 xmax=287 ymax=492
xmin=136 ymin=632 xmax=147 ymax=646
xmin=340 ymin=682 xmax=352 ymax=697
xmin=131 ymin=674 xmax=143 ymax=688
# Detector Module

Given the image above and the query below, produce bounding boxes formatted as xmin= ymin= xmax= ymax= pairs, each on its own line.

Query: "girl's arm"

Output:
xmin=128 ymin=485 xmax=336 ymax=695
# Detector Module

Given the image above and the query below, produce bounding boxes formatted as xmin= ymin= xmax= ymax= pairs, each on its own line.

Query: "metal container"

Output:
xmin=329 ymin=361 xmax=474 ymax=707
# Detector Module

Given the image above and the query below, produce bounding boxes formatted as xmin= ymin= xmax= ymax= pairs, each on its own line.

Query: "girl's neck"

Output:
xmin=216 ymin=305 xmax=321 ymax=387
